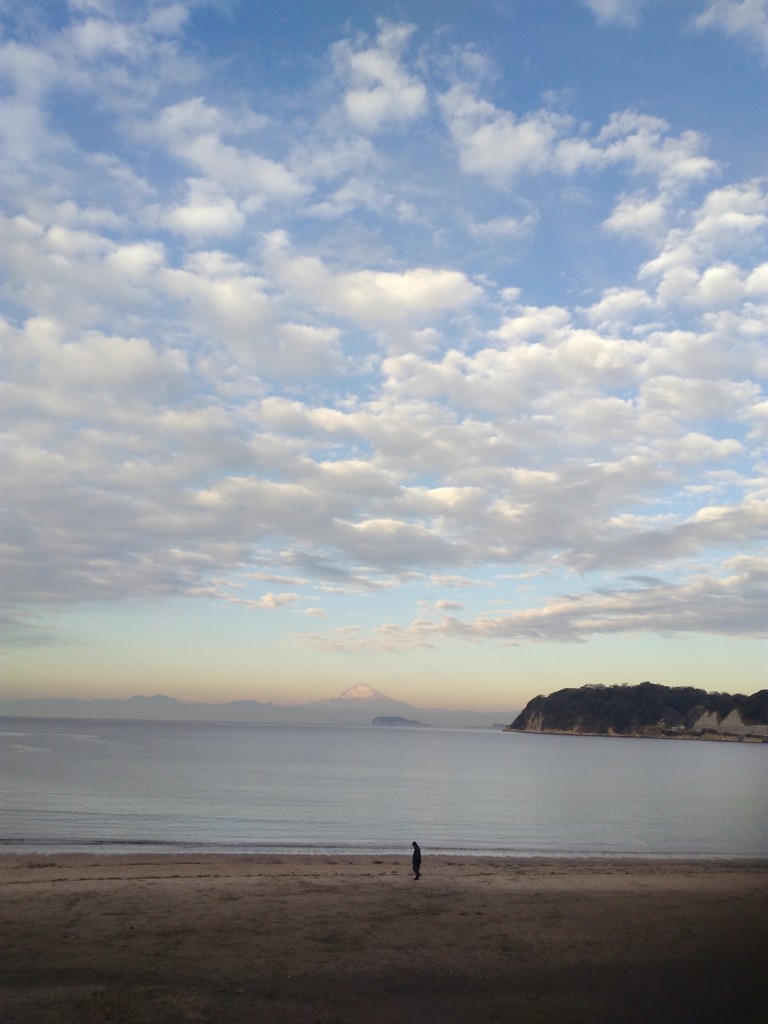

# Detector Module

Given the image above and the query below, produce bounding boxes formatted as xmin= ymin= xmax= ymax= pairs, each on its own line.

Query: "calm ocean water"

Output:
xmin=1 ymin=717 xmax=766 ymax=857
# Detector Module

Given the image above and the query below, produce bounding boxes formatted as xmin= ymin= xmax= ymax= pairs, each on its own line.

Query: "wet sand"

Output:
xmin=1 ymin=854 xmax=766 ymax=1023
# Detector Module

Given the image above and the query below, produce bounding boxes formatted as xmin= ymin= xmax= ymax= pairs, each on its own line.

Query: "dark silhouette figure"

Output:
xmin=411 ymin=841 xmax=421 ymax=879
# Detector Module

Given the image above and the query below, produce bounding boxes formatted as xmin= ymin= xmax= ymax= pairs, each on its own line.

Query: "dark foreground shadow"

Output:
xmin=2 ymin=942 xmax=766 ymax=1024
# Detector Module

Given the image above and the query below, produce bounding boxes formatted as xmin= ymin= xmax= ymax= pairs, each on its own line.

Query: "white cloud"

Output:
xmin=163 ymin=178 xmax=245 ymax=238
xmin=639 ymin=180 xmax=768 ymax=309
xmin=582 ymin=0 xmax=646 ymax=26
xmin=0 ymin=213 xmax=167 ymax=331
xmin=638 ymin=376 xmax=760 ymax=423
xmin=68 ymin=0 xmax=118 ymax=14
xmin=440 ymin=88 xmax=717 ymax=205
xmin=232 ymin=592 xmax=302 ymax=610
xmin=69 ymin=17 xmax=133 ymax=58
xmin=591 ymin=112 xmax=716 ymax=190
xmin=491 ymin=305 xmax=571 ymax=343
xmin=468 ymin=213 xmax=539 ymax=240
xmin=746 ymin=261 xmax=768 ymax=294
xmin=565 ymin=499 xmax=768 ymax=573
xmin=440 ymin=85 xmax=572 ymax=183
xmin=582 ymin=287 xmax=657 ymax=329
xmin=1 ymin=2 xmax=764 ymax=668
xmin=298 ymin=554 xmax=767 ymax=650
xmin=307 ymin=178 xmax=391 ymax=219
xmin=263 ymin=231 xmax=482 ymax=327
xmin=7 ymin=317 xmax=187 ymax=391
xmin=152 ymin=98 xmax=308 ymax=210
xmin=332 ymin=20 xmax=427 ymax=131
xmin=689 ymin=181 xmax=768 ymax=251
xmin=146 ymin=5 xmax=188 ymax=36
xmin=381 ymin=333 xmax=642 ymax=417
xmin=603 ymin=192 xmax=669 ymax=240
xmin=695 ymin=0 xmax=768 ymax=54
xmin=158 ymin=258 xmax=345 ymax=378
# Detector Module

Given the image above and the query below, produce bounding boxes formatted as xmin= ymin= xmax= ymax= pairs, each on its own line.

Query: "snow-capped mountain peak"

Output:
xmin=336 ymin=684 xmax=384 ymax=700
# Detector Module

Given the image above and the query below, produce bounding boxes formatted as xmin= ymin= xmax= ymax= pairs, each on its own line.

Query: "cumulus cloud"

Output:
xmin=152 ymin=98 xmax=307 ymax=207
xmin=602 ymin=192 xmax=670 ymax=241
xmin=439 ymin=86 xmax=572 ymax=183
xmin=332 ymin=20 xmax=427 ymax=131
xmin=581 ymin=287 xmax=657 ymax=329
xmin=163 ymin=178 xmax=245 ymax=238
xmin=639 ymin=180 xmax=768 ymax=309
xmin=440 ymin=90 xmax=717 ymax=197
xmin=263 ymin=231 xmax=482 ymax=327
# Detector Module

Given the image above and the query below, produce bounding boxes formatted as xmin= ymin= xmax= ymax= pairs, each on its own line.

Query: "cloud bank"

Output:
xmin=1 ymin=5 xmax=766 ymax=663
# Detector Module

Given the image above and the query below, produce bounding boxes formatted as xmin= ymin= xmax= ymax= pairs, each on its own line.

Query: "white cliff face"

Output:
xmin=693 ymin=711 xmax=720 ymax=732
xmin=692 ymin=709 xmax=768 ymax=738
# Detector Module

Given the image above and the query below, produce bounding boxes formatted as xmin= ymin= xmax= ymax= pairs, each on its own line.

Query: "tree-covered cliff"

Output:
xmin=508 ymin=682 xmax=768 ymax=739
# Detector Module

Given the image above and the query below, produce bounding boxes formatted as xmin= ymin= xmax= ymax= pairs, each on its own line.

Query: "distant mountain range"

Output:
xmin=0 ymin=684 xmax=513 ymax=730
xmin=508 ymin=682 xmax=768 ymax=741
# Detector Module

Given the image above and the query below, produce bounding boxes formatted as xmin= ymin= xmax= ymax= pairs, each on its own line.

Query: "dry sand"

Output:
xmin=1 ymin=854 xmax=766 ymax=1023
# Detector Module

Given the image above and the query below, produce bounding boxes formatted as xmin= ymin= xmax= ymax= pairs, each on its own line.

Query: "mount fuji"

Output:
xmin=0 ymin=684 xmax=515 ymax=729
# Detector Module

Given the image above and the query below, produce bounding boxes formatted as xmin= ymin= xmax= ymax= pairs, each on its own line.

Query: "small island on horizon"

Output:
xmin=371 ymin=715 xmax=425 ymax=727
xmin=507 ymin=681 xmax=768 ymax=742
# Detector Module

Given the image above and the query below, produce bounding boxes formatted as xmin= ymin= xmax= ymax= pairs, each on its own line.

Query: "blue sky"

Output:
xmin=1 ymin=0 xmax=766 ymax=711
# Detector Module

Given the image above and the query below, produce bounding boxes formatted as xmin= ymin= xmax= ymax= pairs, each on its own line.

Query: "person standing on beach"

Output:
xmin=411 ymin=841 xmax=421 ymax=880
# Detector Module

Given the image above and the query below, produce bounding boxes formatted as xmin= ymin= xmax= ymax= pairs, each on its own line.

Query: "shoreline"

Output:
xmin=503 ymin=726 xmax=768 ymax=742
xmin=2 ymin=847 xmax=768 ymax=860
xmin=4 ymin=851 xmax=768 ymax=866
xmin=2 ymin=855 xmax=766 ymax=1023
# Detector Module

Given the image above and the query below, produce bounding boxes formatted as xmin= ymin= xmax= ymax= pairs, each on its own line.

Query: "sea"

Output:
xmin=1 ymin=717 xmax=766 ymax=858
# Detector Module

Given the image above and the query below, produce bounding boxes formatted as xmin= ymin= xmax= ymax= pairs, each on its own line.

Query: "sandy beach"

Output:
xmin=1 ymin=854 xmax=766 ymax=1023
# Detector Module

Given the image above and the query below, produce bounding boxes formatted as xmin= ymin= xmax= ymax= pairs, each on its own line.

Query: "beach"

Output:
xmin=1 ymin=855 xmax=766 ymax=1023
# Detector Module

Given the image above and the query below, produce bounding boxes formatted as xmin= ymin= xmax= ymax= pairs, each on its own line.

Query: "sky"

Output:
xmin=1 ymin=0 xmax=766 ymax=712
